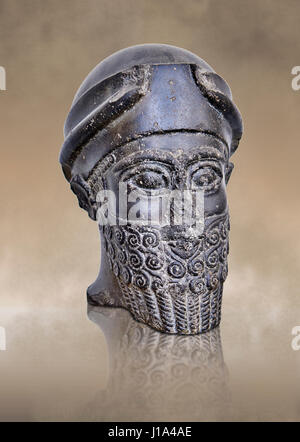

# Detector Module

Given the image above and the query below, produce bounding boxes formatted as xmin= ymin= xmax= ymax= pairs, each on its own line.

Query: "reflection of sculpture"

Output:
xmin=87 ymin=305 xmax=231 ymax=421
xmin=60 ymin=44 xmax=243 ymax=334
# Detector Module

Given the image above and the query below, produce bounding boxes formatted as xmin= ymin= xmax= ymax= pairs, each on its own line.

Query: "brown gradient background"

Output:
xmin=0 ymin=0 xmax=300 ymax=421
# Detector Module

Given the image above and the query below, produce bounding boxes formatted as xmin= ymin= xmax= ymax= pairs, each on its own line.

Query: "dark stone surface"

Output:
xmin=60 ymin=44 xmax=243 ymax=334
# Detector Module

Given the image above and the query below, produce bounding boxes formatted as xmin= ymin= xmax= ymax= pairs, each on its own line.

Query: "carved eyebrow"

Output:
xmin=184 ymin=147 xmax=226 ymax=166
xmin=114 ymin=155 xmax=176 ymax=173
xmin=113 ymin=145 xmax=225 ymax=174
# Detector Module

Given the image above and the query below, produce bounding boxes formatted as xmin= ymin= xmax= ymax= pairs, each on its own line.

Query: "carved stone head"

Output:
xmin=60 ymin=44 xmax=242 ymax=334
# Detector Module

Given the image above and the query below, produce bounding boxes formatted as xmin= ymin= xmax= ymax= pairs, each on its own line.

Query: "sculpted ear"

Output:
xmin=70 ymin=174 xmax=97 ymax=220
xmin=225 ymin=162 xmax=234 ymax=184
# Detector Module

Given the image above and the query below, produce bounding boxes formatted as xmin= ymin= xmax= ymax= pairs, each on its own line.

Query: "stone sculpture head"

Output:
xmin=60 ymin=44 xmax=242 ymax=334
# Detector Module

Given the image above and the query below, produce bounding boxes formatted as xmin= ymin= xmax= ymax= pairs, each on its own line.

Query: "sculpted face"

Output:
xmin=93 ymin=133 xmax=231 ymax=334
xmin=105 ymin=133 xmax=229 ymax=221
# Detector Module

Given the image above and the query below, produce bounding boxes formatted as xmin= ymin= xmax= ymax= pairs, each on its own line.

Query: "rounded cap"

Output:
xmin=60 ymin=44 xmax=243 ymax=182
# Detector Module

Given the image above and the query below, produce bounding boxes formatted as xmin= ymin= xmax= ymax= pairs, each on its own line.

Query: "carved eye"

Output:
xmin=191 ymin=166 xmax=222 ymax=192
xmin=131 ymin=170 xmax=168 ymax=190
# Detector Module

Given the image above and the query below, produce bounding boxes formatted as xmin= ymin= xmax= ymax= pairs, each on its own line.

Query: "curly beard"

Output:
xmin=100 ymin=213 xmax=230 ymax=334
